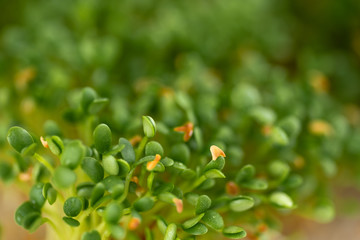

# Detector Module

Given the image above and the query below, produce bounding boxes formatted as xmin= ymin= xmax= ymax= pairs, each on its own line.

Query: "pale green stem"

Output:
xmin=34 ymin=153 xmax=54 ymax=174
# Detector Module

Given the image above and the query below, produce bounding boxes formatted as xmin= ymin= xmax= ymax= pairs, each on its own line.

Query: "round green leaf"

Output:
xmin=133 ymin=197 xmax=155 ymax=212
xmin=81 ymin=230 xmax=101 ymax=240
xmin=15 ymin=201 xmax=39 ymax=226
xmin=119 ymin=138 xmax=135 ymax=163
xmin=196 ymin=195 xmax=211 ymax=215
xmin=117 ymin=159 xmax=130 ymax=177
xmin=269 ymin=192 xmax=294 ymax=208
xmin=53 ymin=166 xmax=77 ymax=188
xmin=164 ymin=223 xmax=177 ymax=240
xmin=7 ymin=127 xmax=34 ymax=153
xmin=201 ymin=210 xmax=224 ymax=231
xmin=102 ymin=155 xmax=119 ymax=175
xmin=81 ymin=157 xmax=104 ymax=182
xmin=47 ymin=187 xmax=57 ymax=205
xmin=104 ymin=202 xmax=123 ymax=224
xmin=90 ymin=183 xmax=105 ymax=207
xmin=77 ymin=182 xmax=94 ymax=199
xmin=0 ymin=161 xmax=13 ymax=181
xmin=64 ymin=197 xmax=83 ymax=217
xmin=93 ymin=123 xmax=112 ymax=154
xmin=204 ymin=156 xmax=225 ymax=172
xmin=89 ymin=98 xmax=108 ymax=114
xmin=63 ymin=217 xmax=80 ymax=227
xmin=241 ymin=179 xmax=268 ymax=190
xmin=204 ymin=169 xmax=225 ymax=179
xmin=268 ymin=160 xmax=290 ymax=180
xmin=235 ymin=164 xmax=255 ymax=183
xmin=183 ymin=223 xmax=208 ymax=235
xmin=81 ymin=87 xmax=97 ymax=113
xmin=30 ymin=183 xmax=46 ymax=209
xmin=46 ymin=136 xmax=64 ymax=156
xmin=22 ymin=212 xmax=42 ymax=230
xmin=229 ymin=196 xmax=254 ymax=212
xmin=269 ymin=127 xmax=289 ymax=146
xmin=223 ymin=226 xmax=247 ymax=239
xmin=182 ymin=213 xmax=205 ymax=229
xmin=145 ymin=141 xmax=164 ymax=156
xmin=60 ymin=140 xmax=85 ymax=169
xmin=142 ymin=116 xmax=156 ymax=138
xmin=170 ymin=143 xmax=190 ymax=164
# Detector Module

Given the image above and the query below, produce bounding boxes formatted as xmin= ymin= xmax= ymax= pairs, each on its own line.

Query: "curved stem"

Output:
xmin=34 ymin=153 xmax=54 ymax=174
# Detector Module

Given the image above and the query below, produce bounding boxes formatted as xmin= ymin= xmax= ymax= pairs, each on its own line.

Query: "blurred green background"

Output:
xmin=1 ymin=0 xmax=360 ymax=239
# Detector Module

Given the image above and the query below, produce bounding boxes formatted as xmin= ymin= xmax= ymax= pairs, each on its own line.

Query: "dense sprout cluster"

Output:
xmin=1 ymin=0 xmax=360 ymax=239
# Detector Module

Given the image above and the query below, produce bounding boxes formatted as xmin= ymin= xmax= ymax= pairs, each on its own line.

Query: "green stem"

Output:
xmin=43 ymin=217 xmax=62 ymax=238
xmin=135 ymin=136 xmax=148 ymax=161
xmin=187 ymin=175 xmax=207 ymax=192
xmin=34 ymin=153 xmax=54 ymax=174
xmin=117 ymin=168 xmax=135 ymax=203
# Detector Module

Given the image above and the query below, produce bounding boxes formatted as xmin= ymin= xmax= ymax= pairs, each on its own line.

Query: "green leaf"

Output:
xmin=269 ymin=127 xmax=289 ymax=146
xmin=88 ymin=98 xmax=109 ymax=115
xmin=81 ymin=87 xmax=97 ymax=114
xmin=104 ymin=202 xmax=123 ymax=224
xmin=249 ymin=106 xmax=276 ymax=125
xmin=145 ymin=141 xmax=164 ymax=156
xmin=156 ymin=216 xmax=168 ymax=234
xmin=229 ymin=196 xmax=254 ymax=212
xmin=196 ymin=195 xmax=212 ymax=214
xmin=30 ymin=183 xmax=46 ymax=209
xmin=102 ymin=155 xmax=119 ymax=175
xmin=60 ymin=140 xmax=85 ymax=169
xmin=46 ymin=136 xmax=64 ymax=156
xmin=268 ymin=160 xmax=290 ymax=180
xmin=22 ymin=212 xmax=42 ymax=231
xmin=81 ymin=157 xmax=104 ymax=182
xmin=204 ymin=156 xmax=225 ymax=172
xmin=183 ymin=223 xmax=208 ymax=235
xmin=235 ymin=164 xmax=255 ymax=183
xmin=241 ymin=179 xmax=268 ymax=190
xmin=169 ymin=143 xmax=190 ymax=164
xmin=117 ymin=159 xmax=130 ymax=177
xmin=182 ymin=213 xmax=205 ymax=229
xmin=77 ymin=182 xmax=94 ymax=199
xmin=222 ymin=226 xmax=247 ymax=239
xmin=0 ymin=161 xmax=13 ymax=181
xmin=43 ymin=120 xmax=62 ymax=137
xmin=269 ymin=192 xmax=294 ymax=208
xmin=64 ymin=197 xmax=83 ymax=217
xmin=90 ymin=183 xmax=105 ymax=207
xmin=133 ymin=197 xmax=155 ymax=212
xmin=119 ymin=138 xmax=135 ymax=163
xmin=93 ymin=123 xmax=112 ymax=154
xmin=164 ymin=223 xmax=177 ymax=240
xmin=81 ymin=230 xmax=101 ymax=240
xmin=102 ymin=176 xmax=124 ymax=194
xmin=201 ymin=210 xmax=224 ymax=231
xmin=63 ymin=217 xmax=80 ymax=227
xmin=47 ymin=187 xmax=57 ymax=205
xmin=53 ymin=166 xmax=77 ymax=188
xmin=7 ymin=127 xmax=34 ymax=154
xmin=109 ymin=224 xmax=125 ymax=239
xmin=204 ymin=169 xmax=225 ymax=179
xmin=142 ymin=116 xmax=156 ymax=138
xmin=15 ymin=201 xmax=39 ymax=227
xmin=160 ymin=157 xmax=174 ymax=167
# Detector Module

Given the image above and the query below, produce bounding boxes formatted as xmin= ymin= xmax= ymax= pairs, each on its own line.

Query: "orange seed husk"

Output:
xmin=210 ymin=145 xmax=226 ymax=160
xmin=146 ymin=154 xmax=161 ymax=171
xmin=172 ymin=198 xmax=183 ymax=213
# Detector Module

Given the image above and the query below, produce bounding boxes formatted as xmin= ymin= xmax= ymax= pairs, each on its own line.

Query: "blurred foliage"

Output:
xmin=1 ymin=0 xmax=360 ymax=239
